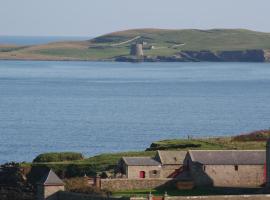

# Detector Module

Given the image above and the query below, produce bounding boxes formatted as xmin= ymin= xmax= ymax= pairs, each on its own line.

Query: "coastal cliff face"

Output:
xmin=179 ymin=49 xmax=266 ymax=62
xmin=116 ymin=49 xmax=269 ymax=62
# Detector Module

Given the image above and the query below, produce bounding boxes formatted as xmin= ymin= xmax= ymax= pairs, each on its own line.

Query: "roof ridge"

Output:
xmin=157 ymin=150 xmax=164 ymax=164
xmin=122 ymin=156 xmax=152 ymax=158
xmin=43 ymin=170 xmax=52 ymax=185
xmin=189 ymin=150 xmax=265 ymax=151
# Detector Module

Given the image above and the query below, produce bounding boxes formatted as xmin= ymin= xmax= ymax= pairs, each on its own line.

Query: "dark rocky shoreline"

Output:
xmin=116 ymin=49 xmax=270 ymax=62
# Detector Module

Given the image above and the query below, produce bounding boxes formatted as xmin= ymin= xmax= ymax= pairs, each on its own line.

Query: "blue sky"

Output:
xmin=0 ymin=0 xmax=269 ymax=37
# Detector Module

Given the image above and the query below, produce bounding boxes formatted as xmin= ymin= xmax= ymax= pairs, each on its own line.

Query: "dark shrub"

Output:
xmin=65 ymin=177 xmax=111 ymax=195
xmin=33 ymin=152 xmax=83 ymax=163
xmin=232 ymin=130 xmax=270 ymax=142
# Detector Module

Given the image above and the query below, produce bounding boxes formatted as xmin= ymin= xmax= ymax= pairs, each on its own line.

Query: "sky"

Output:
xmin=0 ymin=0 xmax=270 ymax=37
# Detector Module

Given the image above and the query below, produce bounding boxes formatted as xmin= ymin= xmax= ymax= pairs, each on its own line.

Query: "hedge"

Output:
xmin=33 ymin=152 xmax=84 ymax=163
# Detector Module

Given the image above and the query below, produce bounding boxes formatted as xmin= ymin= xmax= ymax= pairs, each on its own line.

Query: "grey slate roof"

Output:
xmin=189 ymin=150 xmax=265 ymax=165
xmin=38 ymin=169 xmax=64 ymax=186
xmin=157 ymin=150 xmax=187 ymax=165
xmin=122 ymin=157 xmax=161 ymax=166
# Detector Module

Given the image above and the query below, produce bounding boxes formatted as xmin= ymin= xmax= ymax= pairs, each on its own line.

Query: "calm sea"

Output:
xmin=0 ymin=61 xmax=270 ymax=163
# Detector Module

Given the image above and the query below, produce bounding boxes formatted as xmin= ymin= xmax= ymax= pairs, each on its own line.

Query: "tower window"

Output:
xmin=235 ymin=165 xmax=239 ymax=171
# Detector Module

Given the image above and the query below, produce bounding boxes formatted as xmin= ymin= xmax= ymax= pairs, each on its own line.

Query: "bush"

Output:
xmin=33 ymin=152 xmax=83 ymax=163
xmin=65 ymin=177 xmax=111 ymax=195
xmin=232 ymin=130 xmax=270 ymax=142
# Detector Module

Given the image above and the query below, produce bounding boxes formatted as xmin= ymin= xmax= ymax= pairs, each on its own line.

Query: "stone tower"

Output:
xmin=37 ymin=169 xmax=65 ymax=200
xmin=130 ymin=43 xmax=144 ymax=57
xmin=267 ymin=139 xmax=270 ymax=187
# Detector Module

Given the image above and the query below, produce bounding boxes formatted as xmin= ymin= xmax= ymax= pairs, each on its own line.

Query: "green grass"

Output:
xmin=147 ymin=137 xmax=266 ymax=151
xmin=32 ymin=47 xmax=129 ymax=60
xmin=21 ymin=151 xmax=156 ymax=177
xmin=94 ymin=29 xmax=270 ymax=51
xmin=33 ymin=152 xmax=84 ymax=163
xmin=74 ymin=151 xmax=156 ymax=170
xmin=0 ymin=46 xmax=28 ymax=52
xmin=112 ymin=187 xmax=262 ymax=197
xmin=112 ymin=188 xmax=221 ymax=197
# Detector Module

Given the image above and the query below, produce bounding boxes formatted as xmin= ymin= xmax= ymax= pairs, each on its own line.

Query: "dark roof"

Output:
xmin=189 ymin=150 xmax=265 ymax=165
xmin=122 ymin=157 xmax=161 ymax=166
xmin=157 ymin=151 xmax=186 ymax=165
xmin=38 ymin=169 xmax=64 ymax=186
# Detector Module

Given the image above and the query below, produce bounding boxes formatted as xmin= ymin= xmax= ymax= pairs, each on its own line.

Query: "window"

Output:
xmin=234 ymin=165 xmax=239 ymax=171
xmin=153 ymin=170 xmax=158 ymax=175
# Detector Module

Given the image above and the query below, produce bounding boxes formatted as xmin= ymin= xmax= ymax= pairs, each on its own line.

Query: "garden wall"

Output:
xmin=100 ymin=178 xmax=175 ymax=192
xmin=58 ymin=193 xmax=270 ymax=200
xmin=165 ymin=195 xmax=270 ymax=200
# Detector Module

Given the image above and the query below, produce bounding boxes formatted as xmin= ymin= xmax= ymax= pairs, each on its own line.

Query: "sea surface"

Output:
xmin=0 ymin=61 xmax=270 ymax=163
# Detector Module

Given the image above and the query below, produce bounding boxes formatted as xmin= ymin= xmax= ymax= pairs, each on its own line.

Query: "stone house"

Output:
xmin=118 ymin=151 xmax=186 ymax=179
xmin=184 ymin=150 xmax=266 ymax=187
xmin=155 ymin=150 xmax=187 ymax=178
xmin=37 ymin=169 xmax=65 ymax=200
xmin=119 ymin=157 xmax=162 ymax=179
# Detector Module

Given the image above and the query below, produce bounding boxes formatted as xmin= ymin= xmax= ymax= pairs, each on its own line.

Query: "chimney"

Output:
xmin=94 ymin=175 xmax=101 ymax=189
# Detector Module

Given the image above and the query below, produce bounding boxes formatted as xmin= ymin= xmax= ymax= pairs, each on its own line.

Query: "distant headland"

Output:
xmin=0 ymin=28 xmax=270 ymax=62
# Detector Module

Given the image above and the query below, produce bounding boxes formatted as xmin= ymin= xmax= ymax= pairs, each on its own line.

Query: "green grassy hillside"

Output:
xmin=21 ymin=130 xmax=268 ymax=178
xmin=1 ymin=29 xmax=270 ymax=60
xmin=93 ymin=28 xmax=270 ymax=51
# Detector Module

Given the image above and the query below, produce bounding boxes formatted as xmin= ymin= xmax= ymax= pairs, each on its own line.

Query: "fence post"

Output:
xmin=148 ymin=192 xmax=153 ymax=200
xmin=163 ymin=191 xmax=168 ymax=200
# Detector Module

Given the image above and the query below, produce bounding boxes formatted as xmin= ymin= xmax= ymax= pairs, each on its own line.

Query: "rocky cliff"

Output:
xmin=116 ymin=49 xmax=269 ymax=62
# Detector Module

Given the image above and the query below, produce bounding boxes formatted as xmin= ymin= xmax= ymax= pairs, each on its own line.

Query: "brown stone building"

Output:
xmin=119 ymin=157 xmax=162 ymax=178
xmin=118 ymin=151 xmax=186 ymax=179
xmin=184 ymin=150 xmax=266 ymax=187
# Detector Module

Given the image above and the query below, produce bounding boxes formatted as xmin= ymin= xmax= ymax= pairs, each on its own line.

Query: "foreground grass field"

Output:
xmin=112 ymin=187 xmax=263 ymax=197
xmin=1 ymin=29 xmax=270 ymax=60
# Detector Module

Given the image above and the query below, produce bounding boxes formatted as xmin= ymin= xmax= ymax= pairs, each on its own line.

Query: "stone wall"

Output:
xmin=100 ymin=178 xmax=174 ymax=192
xmin=160 ymin=165 xmax=182 ymax=178
xmin=165 ymin=195 xmax=270 ymax=200
xmin=58 ymin=191 xmax=128 ymax=200
xmin=44 ymin=185 xmax=65 ymax=200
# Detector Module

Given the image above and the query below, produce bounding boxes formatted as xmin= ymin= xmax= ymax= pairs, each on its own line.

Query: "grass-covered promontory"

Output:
xmin=1 ymin=29 xmax=270 ymax=61
xmin=33 ymin=152 xmax=84 ymax=163
xmin=21 ymin=130 xmax=270 ymax=178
